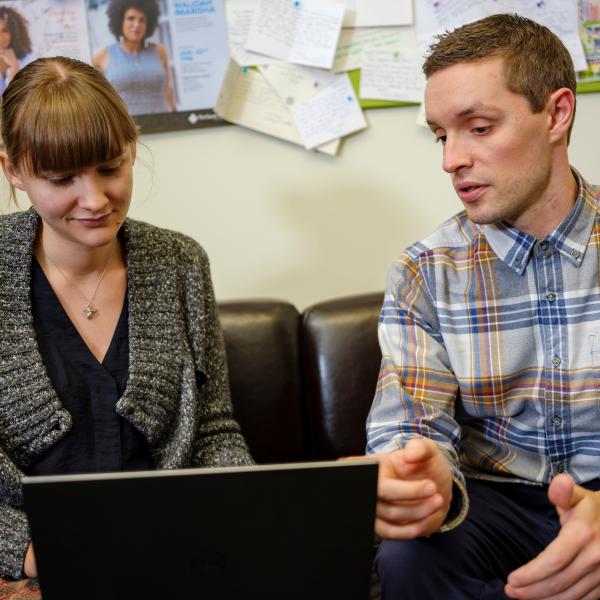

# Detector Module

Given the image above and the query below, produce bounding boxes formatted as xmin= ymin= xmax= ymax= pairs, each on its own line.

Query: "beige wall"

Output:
xmin=5 ymin=94 xmax=600 ymax=309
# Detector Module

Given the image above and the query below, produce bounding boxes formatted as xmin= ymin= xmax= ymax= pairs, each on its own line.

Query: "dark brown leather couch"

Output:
xmin=218 ymin=292 xmax=383 ymax=464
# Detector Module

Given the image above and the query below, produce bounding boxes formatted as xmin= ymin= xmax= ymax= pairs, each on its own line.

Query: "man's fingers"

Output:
xmin=548 ymin=474 xmax=586 ymax=513
xmin=378 ymin=477 xmax=436 ymax=503
xmin=505 ymin=551 xmax=600 ymax=600
xmin=377 ymin=494 xmax=444 ymax=523
xmin=508 ymin=524 xmax=581 ymax=588
xmin=402 ymin=437 xmax=438 ymax=464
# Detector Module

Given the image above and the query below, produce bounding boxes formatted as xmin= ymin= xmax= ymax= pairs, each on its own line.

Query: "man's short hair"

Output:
xmin=423 ymin=13 xmax=576 ymax=139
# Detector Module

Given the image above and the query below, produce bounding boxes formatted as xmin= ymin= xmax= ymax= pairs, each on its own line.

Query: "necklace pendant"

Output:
xmin=83 ymin=304 xmax=97 ymax=319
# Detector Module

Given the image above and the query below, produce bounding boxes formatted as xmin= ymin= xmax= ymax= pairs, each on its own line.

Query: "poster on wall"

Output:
xmin=579 ymin=0 xmax=600 ymax=83
xmin=0 ymin=0 xmax=91 ymax=95
xmin=87 ymin=0 xmax=230 ymax=133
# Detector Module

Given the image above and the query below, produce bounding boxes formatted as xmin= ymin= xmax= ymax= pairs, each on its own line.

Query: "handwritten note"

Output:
xmin=332 ymin=26 xmax=418 ymax=72
xmin=258 ymin=61 xmax=337 ymax=105
xmin=416 ymin=0 xmax=587 ymax=71
xmin=292 ymin=74 xmax=367 ymax=149
xmin=215 ymin=61 xmax=339 ymax=154
xmin=245 ymin=0 xmax=345 ymax=69
xmin=360 ymin=49 xmax=425 ymax=103
xmin=337 ymin=0 xmax=413 ymax=28
xmin=225 ymin=0 xmax=280 ymax=67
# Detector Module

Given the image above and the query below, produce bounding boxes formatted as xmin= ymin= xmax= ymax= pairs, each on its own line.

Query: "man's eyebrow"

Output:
xmin=426 ymin=102 xmax=499 ymax=129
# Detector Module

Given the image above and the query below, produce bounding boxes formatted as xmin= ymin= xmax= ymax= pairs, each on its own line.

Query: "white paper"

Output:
xmin=331 ymin=0 xmax=413 ymax=28
xmin=215 ymin=61 xmax=339 ymax=154
xmin=360 ymin=48 xmax=425 ymax=103
xmin=332 ymin=26 xmax=418 ymax=72
xmin=258 ymin=61 xmax=337 ymax=105
xmin=292 ymin=73 xmax=367 ymax=149
xmin=416 ymin=0 xmax=587 ymax=72
xmin=488 ymin=0 xmax=587 ymax=72
xmin=225 ymin=0 xmax=280 ymax=66
xmin=245 ymin=0 xmax=345 ymax=69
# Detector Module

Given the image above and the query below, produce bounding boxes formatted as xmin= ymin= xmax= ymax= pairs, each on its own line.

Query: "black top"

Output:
xmin=25 ymin=257 xmax=153 ymax=475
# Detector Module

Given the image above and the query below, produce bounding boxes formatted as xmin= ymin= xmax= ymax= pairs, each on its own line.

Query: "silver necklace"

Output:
xmin=41 ymin=238 xmax=118 ymax=320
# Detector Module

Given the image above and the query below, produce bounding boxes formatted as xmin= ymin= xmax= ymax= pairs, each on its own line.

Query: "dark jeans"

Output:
xmin=375 ymin=477 xmax=600 ymax=600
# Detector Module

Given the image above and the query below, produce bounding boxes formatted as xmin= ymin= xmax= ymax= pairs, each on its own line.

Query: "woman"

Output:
xmin=0 ymin=56 xmax=251 ymax=590
xmin=93 ymin=0 xmax=175 ymax=115
xmin=0 ymin=6 xmax=33 ymax=94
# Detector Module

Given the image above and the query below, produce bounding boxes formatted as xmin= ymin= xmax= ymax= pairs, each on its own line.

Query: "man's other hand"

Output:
xmin=506 ymin=474 xmax=600 ymax=599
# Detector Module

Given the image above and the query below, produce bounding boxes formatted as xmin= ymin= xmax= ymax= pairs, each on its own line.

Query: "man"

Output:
xmin=366 ymin=13 xmax=600 ymax=600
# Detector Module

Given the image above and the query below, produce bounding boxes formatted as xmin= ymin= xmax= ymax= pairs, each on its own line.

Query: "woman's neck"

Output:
xmin=120 ymin=39 xmax=143 ymax=54
xmin=35 ymin=226 xmax=121 ymax=278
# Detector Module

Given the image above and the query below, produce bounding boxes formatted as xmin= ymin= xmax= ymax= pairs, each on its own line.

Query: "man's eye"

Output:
xmin=473 ymin=126 xmax=489 ymax=135
xmin=435 ymin=135 xmax=447 ymax=144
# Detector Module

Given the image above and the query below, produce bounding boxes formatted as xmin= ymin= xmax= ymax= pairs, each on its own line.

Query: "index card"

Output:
xmin=331 ymin=0 xmax=413 ymax=28
xmin=488 ymin=0 xmax=587 ymax=71
xmin=360 ymin=49 xmax=426 ymax=103
xmin=215 ymin=61 xmax=339 ymax=154
xmin=332 ymin=26 xmax=418 ymax=72
xmin=226 ymin=0 xmax=281 ymax=67
xmin=292 ymin=73 xmax=367 ymax=149
xmin=258 ymin=61 xmax=337 ymax=105
xmin=245 ymin=0 xmax=345 ymax=69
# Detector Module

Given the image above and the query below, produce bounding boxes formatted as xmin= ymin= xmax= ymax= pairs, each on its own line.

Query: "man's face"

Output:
xmin=425 ymin=57 xmax=554 ymax=234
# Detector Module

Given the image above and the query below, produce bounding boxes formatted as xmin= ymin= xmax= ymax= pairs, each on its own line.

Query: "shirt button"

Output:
xmin=515 ymin=259 xmax=522 ymax=268
xmin=571 ymin=250 xmax=580 ymax=259
xmin=545 ymin=292 xmax=556 ymax=302
xmin=540 ymin=241 xmax=549 ymax=251
xmin=556 ymin=463 xmax=566 ymax=473
xmin=552 ymin=416 xmax=562 ymax=427
xmin=551 ymin=356 xmax=562 ymax=367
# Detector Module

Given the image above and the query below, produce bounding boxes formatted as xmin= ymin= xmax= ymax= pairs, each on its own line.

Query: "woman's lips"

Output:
xmin=74 ymin=214 xmax=111 ymax=228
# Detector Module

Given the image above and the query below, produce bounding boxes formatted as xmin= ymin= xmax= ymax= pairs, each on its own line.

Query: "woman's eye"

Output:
xmin=473 ymin=126 xmax=489 ymax=135
xmin=99 ymin=166 xmax=120 ymax=176
xmin=47 ymin=176 xmax=73 ymax=187
xmin=435 ymin=135 xmax=447 ymax=144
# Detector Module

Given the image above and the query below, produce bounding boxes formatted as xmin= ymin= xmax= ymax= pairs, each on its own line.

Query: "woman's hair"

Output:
xmin=107 ymin=0 xmax=160 ymax=42
xmin=1 ymin=56 xmax=138 ymax=177
xmin=0 ymin=6 xmax=32 ymax=59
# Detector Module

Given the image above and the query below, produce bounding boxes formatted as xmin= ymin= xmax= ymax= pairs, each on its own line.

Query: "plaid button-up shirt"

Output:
xmin=367 ymin=170 xmax=600 ymax=522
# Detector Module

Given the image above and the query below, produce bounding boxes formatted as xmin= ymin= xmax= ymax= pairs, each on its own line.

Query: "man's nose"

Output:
xmin=442 ymin=136 xmax=473 ymax=174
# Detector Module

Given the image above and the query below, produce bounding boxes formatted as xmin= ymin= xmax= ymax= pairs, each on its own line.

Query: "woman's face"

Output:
xmin=122 ymin=8 xmax=147 ymax=44
xmin=4 ymin=145 xmax=136 ymax=251
xmin=0 ymin=19 xmax=12 ymax=50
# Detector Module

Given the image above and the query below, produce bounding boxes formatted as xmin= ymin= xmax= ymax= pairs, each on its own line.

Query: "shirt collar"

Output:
xmin=481 ymin=169 xmax=598 ymax=275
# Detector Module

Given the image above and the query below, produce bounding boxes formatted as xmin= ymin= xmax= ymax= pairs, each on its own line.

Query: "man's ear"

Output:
xmin=0 ymin=153 xmax=26 ymax=190
xmin=547 ymin=87 xmax=575 ymax=144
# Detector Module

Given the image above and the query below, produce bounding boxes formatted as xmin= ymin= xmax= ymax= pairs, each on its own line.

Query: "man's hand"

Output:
xmin=24 ymin=542 xmax=37 ymax=578
xmin=505 ymin=474 xmax=600 ymax=599
xmin=367 ymin=437 xmax=453 ymax=539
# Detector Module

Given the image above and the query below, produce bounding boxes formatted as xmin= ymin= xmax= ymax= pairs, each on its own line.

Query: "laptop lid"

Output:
xmin=22 ymin=460 xmax=378 ymax=600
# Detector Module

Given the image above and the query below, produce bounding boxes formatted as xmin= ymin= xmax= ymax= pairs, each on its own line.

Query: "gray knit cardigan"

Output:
xmin=0 ymin=209 xmax=252 ymax=579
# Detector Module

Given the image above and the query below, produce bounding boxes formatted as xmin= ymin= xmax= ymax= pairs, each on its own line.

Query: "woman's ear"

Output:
xmin=0 ymin=152 xmax=26 ymax=190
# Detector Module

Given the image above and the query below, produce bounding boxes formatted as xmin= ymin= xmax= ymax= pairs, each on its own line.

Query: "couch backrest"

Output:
xmin=218 ymin=300 xmax=307 ymax=463
xmin=302 ymin=293 xmax=383 ymax=459
xmin=218 ymin=293 xmax=383 ymax=463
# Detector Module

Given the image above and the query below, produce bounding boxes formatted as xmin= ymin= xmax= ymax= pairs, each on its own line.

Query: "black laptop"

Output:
xmin=22 ymin=460 xmax=378 ymax=600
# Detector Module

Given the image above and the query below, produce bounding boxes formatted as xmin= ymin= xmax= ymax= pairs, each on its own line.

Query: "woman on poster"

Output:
xmin=93 ymin=0 xmax=175 ymax=115
xmin=0 ymin=6 xmax=33 ymax=95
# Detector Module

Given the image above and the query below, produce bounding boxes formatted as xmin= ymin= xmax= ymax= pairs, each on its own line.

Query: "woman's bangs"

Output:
xmin=17 ymin=90 xmax=133 ymax=176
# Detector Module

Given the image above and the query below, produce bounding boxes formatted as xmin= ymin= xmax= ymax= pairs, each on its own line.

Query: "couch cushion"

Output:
xmin=218 ymin=300 xmax=307 ymax=463
xmin=302 ymin=293 xmax=383 ymax=459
